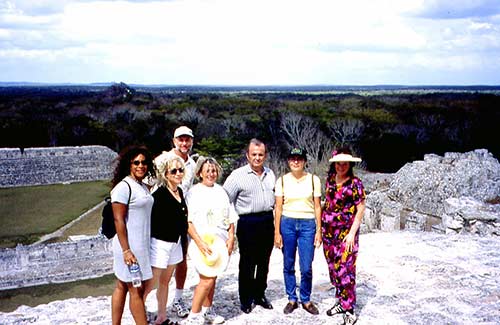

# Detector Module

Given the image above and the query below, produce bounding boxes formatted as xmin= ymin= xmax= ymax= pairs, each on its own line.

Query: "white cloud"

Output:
xmin=0 ymin=0 xmax=499 ymax=84
xmin=3 ymin=0 xmax=71 ymax=15
xmin=411 ymin=0 xmax=500 ymax=19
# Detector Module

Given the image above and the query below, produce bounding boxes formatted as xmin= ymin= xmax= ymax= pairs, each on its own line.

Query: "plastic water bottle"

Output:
xmin=129 ymin=262 xmax=142 ymax=287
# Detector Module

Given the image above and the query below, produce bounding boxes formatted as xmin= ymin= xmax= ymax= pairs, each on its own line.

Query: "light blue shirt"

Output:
xmin=223 ymin=164 xmax=276 ymax=215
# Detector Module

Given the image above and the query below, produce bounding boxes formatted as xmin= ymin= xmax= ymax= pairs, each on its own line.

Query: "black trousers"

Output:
xmin=236 ymin=211 xmax=275 ymax=306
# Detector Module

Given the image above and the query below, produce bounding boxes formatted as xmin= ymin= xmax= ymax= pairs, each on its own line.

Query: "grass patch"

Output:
xmin=0 ymin=181 xmax=110 ymax=248
xmin=49 ymin=207 xmax=104 ymax=243
xmin=0 ymin=274 xmax=116 ymax=312
xmin=61 ymin=207 xmax=104 ymax=238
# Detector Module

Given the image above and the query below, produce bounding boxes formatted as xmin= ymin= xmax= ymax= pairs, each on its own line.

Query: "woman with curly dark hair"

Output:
xmin=322 ymin=147 xmax=365 ymax=325
xmin=110 ymin=145 xmax=155 ymax=325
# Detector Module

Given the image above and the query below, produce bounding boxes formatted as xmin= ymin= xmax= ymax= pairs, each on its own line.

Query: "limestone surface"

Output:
xmin=388 ymin=149 xmax=500 ymax=216
xmin=366 ymin=149 xmax=500 ymax=235
xmin=1 ymin=231 xmax=499 ymax=324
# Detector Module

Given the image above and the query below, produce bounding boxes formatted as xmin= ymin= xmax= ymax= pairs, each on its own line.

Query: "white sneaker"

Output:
xmin=203 ymin=307 xmax=225 ymax=324
xmin=181 ymin=314 xmax=204 ymax=325
xmin=145 ymin=310 xmax=156 ymax=324
xmin=343 ymin=311 xmax=358 ymax=325
xmin=172 ymin=298 xmax=190 ymax=318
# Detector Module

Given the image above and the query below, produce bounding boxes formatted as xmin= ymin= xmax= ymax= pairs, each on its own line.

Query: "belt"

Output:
xmin=239 ymin=211 xmax=273 ymax=218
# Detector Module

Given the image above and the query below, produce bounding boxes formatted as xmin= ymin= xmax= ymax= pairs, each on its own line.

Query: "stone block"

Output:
xmin=381 ymin=215 xmax=400 ymax=231
xmin=405 ymin=211 xmax=428 ymax=231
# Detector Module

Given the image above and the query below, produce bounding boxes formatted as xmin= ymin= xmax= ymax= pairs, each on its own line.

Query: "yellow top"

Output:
xmin=275 ymin=173 xmax=321 ymax=219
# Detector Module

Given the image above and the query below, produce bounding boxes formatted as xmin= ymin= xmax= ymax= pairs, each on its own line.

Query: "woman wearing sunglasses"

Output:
xmin=143 ymin=152 xmax=188 ymax=325
xmin=110 ymin=145 xmax=155 ymax=325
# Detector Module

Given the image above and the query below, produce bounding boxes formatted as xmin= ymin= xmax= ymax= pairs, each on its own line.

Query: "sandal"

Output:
xmin=326 ymin=301 xmax=345 ymax=316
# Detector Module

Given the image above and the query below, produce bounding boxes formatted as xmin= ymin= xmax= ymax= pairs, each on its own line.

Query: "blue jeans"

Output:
xmin=280 ymin=216 xmax=316 ymax=303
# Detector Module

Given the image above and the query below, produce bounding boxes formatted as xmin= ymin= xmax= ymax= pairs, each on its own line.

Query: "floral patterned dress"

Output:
xmin=321 ymin=174 xmax=366 ymax=310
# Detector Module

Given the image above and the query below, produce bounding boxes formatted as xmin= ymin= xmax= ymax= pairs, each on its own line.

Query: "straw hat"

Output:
xmin=329 ymin=153 xmax=362 ymax=162
xmin=188 ymin=233 xmax=229 ymax=277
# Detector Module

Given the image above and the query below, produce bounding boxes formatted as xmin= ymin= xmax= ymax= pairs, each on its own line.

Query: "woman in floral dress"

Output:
xmin=322 ymin=147 xmax=366 ymax=325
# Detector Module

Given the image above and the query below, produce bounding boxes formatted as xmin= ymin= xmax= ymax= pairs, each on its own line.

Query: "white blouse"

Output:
xmin=185 ymin=183 xmax=238 ymax=240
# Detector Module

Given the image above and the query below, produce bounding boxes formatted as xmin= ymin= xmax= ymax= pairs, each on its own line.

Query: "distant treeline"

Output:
xmin=1 ymin=83 xmax=499 ymax=173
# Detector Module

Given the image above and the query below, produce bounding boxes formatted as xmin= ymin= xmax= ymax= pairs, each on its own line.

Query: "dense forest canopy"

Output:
xmin=1 ymin=83 xmax=499 ymax=174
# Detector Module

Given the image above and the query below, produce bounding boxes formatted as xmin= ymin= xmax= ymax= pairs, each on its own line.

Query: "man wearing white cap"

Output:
xmin=166 ymin=126 xmax=196 ymax=318
xmin=169 ymin=126 xmax=196 ymax=193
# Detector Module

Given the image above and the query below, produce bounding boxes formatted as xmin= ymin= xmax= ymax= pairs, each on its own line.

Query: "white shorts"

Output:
xmin=150 ymin=237 xmax=183 ymax=269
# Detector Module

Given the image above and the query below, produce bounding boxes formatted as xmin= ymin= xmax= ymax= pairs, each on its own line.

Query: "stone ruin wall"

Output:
xmin=0 ymin=145 xmax=117 ymax=289
xmin=363 ymin=149 xmax=500 ymax=236
xmin=0 ymin=237 xmax=112 ymax=290
xmin=0 ymin=145 xmax=117 ymax=188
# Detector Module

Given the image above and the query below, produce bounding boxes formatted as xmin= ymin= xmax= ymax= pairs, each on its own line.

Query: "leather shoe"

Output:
xmin=283 ymin=301 xmax=298 ymax=314
xmin=254 ymin=296 xmax=273 ymax=309
xmin=302 ymin=302 xmax=319 ymax=315
xmin=240 ymin=304 xmax=253 ymax=314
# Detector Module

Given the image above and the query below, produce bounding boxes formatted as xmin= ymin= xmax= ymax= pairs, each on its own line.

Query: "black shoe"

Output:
xmin=326 ymin=301 xmax=344 ymax=316
xmin=240 ymin=303 xmax=253 ymax=314
xmin=283 ymin=301 xmax=298 ymax=314
xmin=160 ymin=319 xmax=179 ymax=325
xmin=254 ymin=296 xmax=273 ymax=309
xmin=302 ymin=302 xmax=319 ymax=315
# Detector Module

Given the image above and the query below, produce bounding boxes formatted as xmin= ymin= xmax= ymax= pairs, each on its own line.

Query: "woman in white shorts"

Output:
xmin=144 ymin=153 xmax=188 ymax=325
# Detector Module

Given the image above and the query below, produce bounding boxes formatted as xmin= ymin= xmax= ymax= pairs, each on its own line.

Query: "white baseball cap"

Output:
xmin=173 ymin=126 xmax=194 ymax=138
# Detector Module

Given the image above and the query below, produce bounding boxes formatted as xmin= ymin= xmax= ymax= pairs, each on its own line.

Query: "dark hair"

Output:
xmin=246 ymin=138 xmax=266 ymax=154
xmin=111 ymin=145 xmax=155 ymax=187
xmin=327 ymin=146 xmax=356 ymax=178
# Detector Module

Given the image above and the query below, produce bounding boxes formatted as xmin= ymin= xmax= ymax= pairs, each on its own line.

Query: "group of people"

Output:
xmin=108 ymin=126 xmax=366 ymax=325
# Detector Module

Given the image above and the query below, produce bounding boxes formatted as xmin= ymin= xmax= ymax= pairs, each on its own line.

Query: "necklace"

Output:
xmin=168 ymin=185 xmax=178 ymax=194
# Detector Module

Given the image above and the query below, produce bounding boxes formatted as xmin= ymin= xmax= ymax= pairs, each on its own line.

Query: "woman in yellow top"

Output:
xmin=274 ymin=147 xmax=322 ymax=315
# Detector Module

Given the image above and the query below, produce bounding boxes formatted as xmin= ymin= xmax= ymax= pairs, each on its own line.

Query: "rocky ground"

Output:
xmin=1 ymin=231 xmax=499 ymax=324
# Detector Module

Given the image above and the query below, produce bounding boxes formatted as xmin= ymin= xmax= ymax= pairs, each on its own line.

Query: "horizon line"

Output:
xmin=1 ymin=81 xmax=500 ymax=88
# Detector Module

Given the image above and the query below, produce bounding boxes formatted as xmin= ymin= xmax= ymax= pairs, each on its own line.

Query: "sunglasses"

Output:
xmin=170 ymin=168 xmax=185 ymax=174
xmin=132 ymin=160 xmax=148 ymax=166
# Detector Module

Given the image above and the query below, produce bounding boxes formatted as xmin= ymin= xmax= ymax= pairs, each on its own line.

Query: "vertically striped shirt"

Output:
xmin=223 ymin=164 xmax=276 ymax=215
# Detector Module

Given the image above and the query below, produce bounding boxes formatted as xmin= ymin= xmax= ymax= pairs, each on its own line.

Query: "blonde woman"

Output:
xmin=184 ymin=157 xmax=238 ymax=325
xmin=144 ymin=152 xmax=188 ymax=325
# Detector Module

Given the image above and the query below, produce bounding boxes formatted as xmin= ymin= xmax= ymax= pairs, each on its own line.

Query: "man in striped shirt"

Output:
xmin=223 ymin=138 xmax=276 ymax=314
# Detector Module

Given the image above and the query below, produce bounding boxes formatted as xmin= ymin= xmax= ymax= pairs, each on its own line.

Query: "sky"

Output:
xmin=1 ymin=0 xmax=500 ymax=85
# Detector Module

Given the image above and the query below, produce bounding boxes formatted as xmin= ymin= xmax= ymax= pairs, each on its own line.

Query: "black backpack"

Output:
xmin=100 ymin=180 xmax=131 ymax=239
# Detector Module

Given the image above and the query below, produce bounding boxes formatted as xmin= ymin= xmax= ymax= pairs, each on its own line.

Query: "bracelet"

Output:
xmin=123 ymin=249 xmax=131 ymax=254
